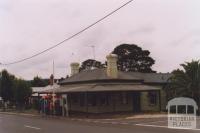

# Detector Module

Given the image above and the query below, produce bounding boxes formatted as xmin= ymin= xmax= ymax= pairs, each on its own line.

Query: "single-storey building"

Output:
xmin=41 ymin=54 xmax=172 ymax=115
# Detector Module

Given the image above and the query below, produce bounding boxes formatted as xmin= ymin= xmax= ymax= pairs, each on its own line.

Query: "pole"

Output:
xmin=159 ymin=90 xmax=161 ymax=111
xmin=66 ymin=94 xmax=69 ymax=117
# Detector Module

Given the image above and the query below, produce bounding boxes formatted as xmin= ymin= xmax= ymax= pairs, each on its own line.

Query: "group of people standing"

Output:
xmin=39 ymin=95 xmax=62 ymax=116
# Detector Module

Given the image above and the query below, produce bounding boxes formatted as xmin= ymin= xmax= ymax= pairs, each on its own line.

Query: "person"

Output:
xmin=50 ymin=100 xmax=53 ymax=115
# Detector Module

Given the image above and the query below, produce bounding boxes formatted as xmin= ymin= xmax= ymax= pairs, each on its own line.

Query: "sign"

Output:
xmin=166 ymin=97 xmax=198 ymax=129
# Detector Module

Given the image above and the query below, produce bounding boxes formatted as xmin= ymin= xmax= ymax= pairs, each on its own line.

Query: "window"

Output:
xmin=71 ymin=93 xmax=79 ymax=104
xmin=170 ymin=105 xmax=176 ymax=114
xmin=178 ymin=105 xmax=186 ymax=114
xmin=99 ymin=93 xmax=110 ymax=106
xmin=79 ymin=93 xmax=85 ymax=106
xmin=148 ymin=91 xmax=157 ymax=105
xmin=187 ymin=105 xmax=194 ymax=114
xmin=120 ymin=92 xmax=128 ymax=104
xmin=87 ymin=93 xmax=97 ymax=106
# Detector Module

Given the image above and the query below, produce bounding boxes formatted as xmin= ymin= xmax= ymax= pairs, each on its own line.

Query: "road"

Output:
xmin=0 ymin=114 xmax=199 ymax=133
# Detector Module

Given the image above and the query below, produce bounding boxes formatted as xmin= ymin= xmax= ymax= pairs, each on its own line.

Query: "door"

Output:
xmin=133 ymin=92 xmax=141 ymax=113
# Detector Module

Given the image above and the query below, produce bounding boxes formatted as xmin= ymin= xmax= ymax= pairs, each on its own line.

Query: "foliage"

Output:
xmin=112 ymin=44 xmax=155 ymax=72
xmin=14 ymin=79 xmax=32 ymax=107
xmin=0 ymin=69 xmax=32 ymax=109
xmin=0 ymin=70 xmax=15 ymax=102
xmin=165 ymin=60 xmax=200 ymax=113
xmin=31 ymin=76 xmax=49 ymax=87
xmin=79 ymin=59 xmax=105 ymax=72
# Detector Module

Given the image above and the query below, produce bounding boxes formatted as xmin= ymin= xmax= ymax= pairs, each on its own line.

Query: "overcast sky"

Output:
xmin=0 ymin=0 xmax=200 ymax=80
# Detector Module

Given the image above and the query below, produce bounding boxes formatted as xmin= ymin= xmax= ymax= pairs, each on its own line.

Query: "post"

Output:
xmin=66 ymin=94 xmax=69 ymax=117
xmin=159 ymin=90 xmax=161 ymax=111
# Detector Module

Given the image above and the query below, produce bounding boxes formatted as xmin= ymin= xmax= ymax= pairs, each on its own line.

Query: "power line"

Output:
xmin=1 ymin=0 xmax=133 ymax=66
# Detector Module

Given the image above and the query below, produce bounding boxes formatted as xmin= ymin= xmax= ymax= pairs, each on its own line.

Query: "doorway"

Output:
xmin=133 ymin=92 xmax=141 ymax=113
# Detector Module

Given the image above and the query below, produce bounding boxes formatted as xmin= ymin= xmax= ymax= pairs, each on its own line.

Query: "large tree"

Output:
xmin=0 ymin=69 xmax=33 ymax=110
xmin=0 ymin=70 xmax=15 ymax=102
xmin=14 ymin=79 xmax=32 ymax=109
xmin=31 ymin=76 xmax=48 ymax=87
xmin=165 ymin=60 xmax=200 ymax=114
xmin=112 ymin=44 xmax=155 ymax=72
xmin=79 ymin=59 xmax=105 ymax=72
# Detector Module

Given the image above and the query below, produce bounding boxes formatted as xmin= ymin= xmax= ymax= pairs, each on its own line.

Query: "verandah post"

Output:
xmin=159 ymin=90 xmax=161 ymax=111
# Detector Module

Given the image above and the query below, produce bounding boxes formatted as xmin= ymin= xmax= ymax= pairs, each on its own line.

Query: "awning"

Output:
xmin=41 ymin=84 xmax=161 ymax=93
xmin=33 ymin=84 xmax=60 ymax=94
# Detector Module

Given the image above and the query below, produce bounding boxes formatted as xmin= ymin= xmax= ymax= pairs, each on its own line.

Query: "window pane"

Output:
xmin=120 ymin=92 xmax=128 ymax=104
xmin=187 ymin=105 xmax=194 ymax=114
xmin=71 ymin=93 xmax=79 ymax=104
xmin=87 ymin=93 xmax=96 ymax=106
xmin=148 ymin=91 xmax=157 ymax=105
xmin=178 ymin=105 xmax=186 ymax=114
xmin=80 ymin=93 xmax=85 ymax=106
xmin=100 ymin=93 xmax=110 ymax=106
xmin=170 ymin=105 xmax=176 ymax=114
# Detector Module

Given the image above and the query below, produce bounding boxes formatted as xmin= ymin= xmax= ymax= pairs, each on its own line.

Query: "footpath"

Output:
xmin=0 ymin=110 xmax=168 ymax=120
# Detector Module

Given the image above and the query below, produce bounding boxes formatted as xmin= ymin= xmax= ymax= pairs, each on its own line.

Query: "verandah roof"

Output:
xmin=40 ymin=84 xmax=161 ymax=94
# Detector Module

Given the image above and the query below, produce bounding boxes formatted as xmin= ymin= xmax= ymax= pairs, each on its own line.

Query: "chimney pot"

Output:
xmin=70 ymin=62 xmax=80 ymax=76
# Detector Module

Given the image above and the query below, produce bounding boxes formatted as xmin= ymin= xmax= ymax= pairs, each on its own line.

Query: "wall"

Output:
xmin=66 ymin=90 xmax=163 ymax=113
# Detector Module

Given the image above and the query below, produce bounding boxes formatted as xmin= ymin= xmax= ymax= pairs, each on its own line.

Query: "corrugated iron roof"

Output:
xmin=42 ymin=83 xmax=161 ymax=93
xmin=60 ymin=68 xmax=172 ymax=84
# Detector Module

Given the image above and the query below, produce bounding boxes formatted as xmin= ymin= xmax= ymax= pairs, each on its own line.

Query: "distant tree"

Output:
xmin=112 ymin=44 xmax=155 ymax=73
xmin=0 ymin=70 xmax=15 ymax=102
xmin=14 ymin=79 xmax=32 ymax=109
xmin=79 ymin=59 xmax=105 ymax=72
xmin=165 ymin=60 xmax=200 ymax=114
xmin=31 ymin=76 xmax=48 ymax=87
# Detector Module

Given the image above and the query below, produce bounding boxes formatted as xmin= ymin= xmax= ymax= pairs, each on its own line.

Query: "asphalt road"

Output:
xmin=0 ymin=114 xmax=199 ymax=133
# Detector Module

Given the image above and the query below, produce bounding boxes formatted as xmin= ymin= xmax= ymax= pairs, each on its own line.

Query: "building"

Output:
xmin=42 ymin=54 xmax=172 ymax=115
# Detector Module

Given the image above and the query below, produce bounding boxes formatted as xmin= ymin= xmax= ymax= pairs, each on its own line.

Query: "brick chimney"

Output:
xmin=70 ymin=62 xmax=80 ymax=76
xmin=106 ymin=54 xmax=118 ymax=78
